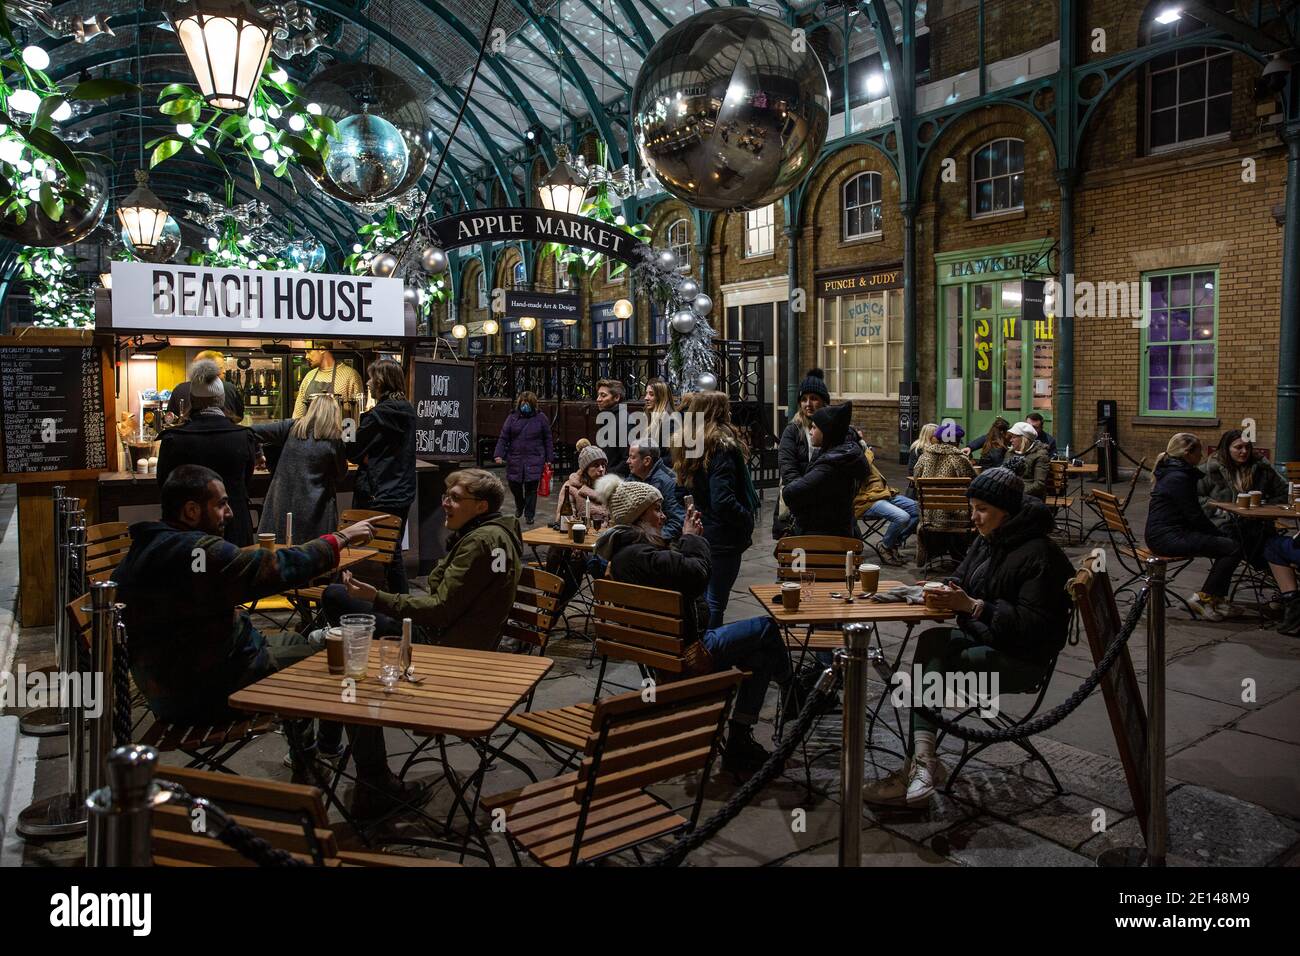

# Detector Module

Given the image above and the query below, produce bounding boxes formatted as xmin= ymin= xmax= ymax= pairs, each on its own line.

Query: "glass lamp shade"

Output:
xmin=116 ymin=171 xmax=170 ymax=253
xmin=450 ymin=323 xmax=468 ymax=339
xmin=537 ymin=144 xmax=589 ymax=215
xmin=519 ymin=316 xmax=537 ymax=331
xmin=169 ymin=0 xmax=274 ymax=111
xmin=99 ymin=271 xmax=112 ymax=289
xmin=613 ymin=298 xmax=633 ymax=319
xmin=482 ymin=319 xmax=500 ymax=336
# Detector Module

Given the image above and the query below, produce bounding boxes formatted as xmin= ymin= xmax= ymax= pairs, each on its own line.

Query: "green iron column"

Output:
xmin=785 ymin=223 xmax=800 ymax=417
xmin=1056 ymin=170 xmax=1076 ymax=452
xmin=901 ymin=199 xmax=917 ymax=428
xmin=1277 ymin=119 xmax=1300 ymax=465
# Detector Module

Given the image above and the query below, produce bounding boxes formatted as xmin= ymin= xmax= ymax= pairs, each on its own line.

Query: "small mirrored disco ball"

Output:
xmin=323 ymin=113 xmax=411 ymax=204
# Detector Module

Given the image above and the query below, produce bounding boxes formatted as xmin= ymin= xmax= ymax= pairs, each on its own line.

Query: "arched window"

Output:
xmin=1144 ymin=8 xmax=1232 ymax=153
xmin=842 ymin=171 xmax=883 ymax=240
xmin=476 ymin=265 xmax=487 ymax=309
xmin=667 ymin=218 xmax=692 ymax=272
xmin=970 ymin=138 xmax=1024 ymax=218
xmin=512 ymin=259 xmax=527 ymax=288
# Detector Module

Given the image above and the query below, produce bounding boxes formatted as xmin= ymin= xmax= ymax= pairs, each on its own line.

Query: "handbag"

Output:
xmin=539 ymin=462 xmax=553 ymax=497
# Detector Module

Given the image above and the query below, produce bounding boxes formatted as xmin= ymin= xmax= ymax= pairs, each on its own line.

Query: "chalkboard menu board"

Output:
xmin=1 ymin=345 xmax=109 ymax=477
xmin=411 ymin=356 xmax=476 ymax=462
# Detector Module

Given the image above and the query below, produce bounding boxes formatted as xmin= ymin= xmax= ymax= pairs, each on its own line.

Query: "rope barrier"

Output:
xmin=111 ymin=611 xmax=132 ymax=748
xmin=155 ymin=782 xmax=310 ymax=868
xmin=646 ymin=670 xmax=838 ymax=868
xmin=912 ymin=585 xmax=1150 ymax=743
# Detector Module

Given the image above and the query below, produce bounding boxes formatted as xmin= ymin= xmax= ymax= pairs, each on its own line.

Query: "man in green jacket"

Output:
xmin=323 ymin=468 xmax=523 ymax=650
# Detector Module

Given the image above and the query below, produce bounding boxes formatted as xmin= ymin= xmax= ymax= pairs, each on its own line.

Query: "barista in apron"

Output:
xmin=294 ymin=345 xmax=364 ymax=419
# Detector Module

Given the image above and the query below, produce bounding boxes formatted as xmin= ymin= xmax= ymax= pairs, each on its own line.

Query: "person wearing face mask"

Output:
xmin=781 ymin=401 xmax=868 ymax=539
xmin=494 ymin=390 xmax=553 ymax=525
xmin=864 ymin=468 xmax=1073 ymax=806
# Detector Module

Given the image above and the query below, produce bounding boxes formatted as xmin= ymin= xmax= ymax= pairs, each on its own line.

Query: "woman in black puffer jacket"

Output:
xmin=864 ymin=468 xmax=1075 ymax=809
xmin=1145 ymin=433 xmax=1241 ymax=620
xmin=782 ymin=401 xmax=867 ymax=539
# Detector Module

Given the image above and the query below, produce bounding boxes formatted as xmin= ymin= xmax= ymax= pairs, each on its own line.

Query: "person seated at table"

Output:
xmin=627 ymin=439 xmax=685 ymax=541
xmin=864 ymin=468 xmax=1074 ymax=806
xmin=962 ymin=417 xmax=1011 ymax=468
xmin=1004 ymin=421 xmax=1050 ymax=499
xmin=324 ymin=468 xmax=523 ymax=651
xmin=593 ymin=474 xmax=791 ymax=780
xmin=112 ymin=466 xmax=416 ymax=817
xmin=548 ymin=440 xmax=612 ymax=611
xmin=855 ymin=442 xmax=919 ymax=567
xmin=1026 ymin=412 xmax=1058 ymax=457
xmin=907 ymin=423 xmax=937 ymax=479
xmin=1263 ymin=532 xmax=1300 ymax=635
xmin=775 ymin=368 xmax=829 ymax=537
xmin=1197 ymin=428 xmax=1288 ymax=612
xmin=782 ymin=401 xmax=867 ymax=539
xmin=1145 ymin=433 xmax=1242 ymax=622
xmin=913 ymin=422 xmax=977 ymax=563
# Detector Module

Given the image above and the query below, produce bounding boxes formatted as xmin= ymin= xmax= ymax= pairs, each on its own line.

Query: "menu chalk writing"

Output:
xmin=412 ymin=357 xmax=476 ymax=462
xmin=1 ymin=346 xmax=107 ymax=475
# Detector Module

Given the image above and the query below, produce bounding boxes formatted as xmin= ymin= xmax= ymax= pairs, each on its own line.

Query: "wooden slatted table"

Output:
xmin=1210 ymin=501 xmax=1300 ymax=521
xmin=749 ymin=581 xmax=952 ymax=628
xmin=244 ymin=543 xmax=378 ymax=574
xmin=522 ymin=526 xmax=597 ymax=553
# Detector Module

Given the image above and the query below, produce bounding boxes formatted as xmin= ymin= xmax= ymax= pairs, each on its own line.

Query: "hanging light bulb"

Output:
xmin=288 ymin=113 xmax=306 ymax=132
xmin=482 ymin=319 xmax=499 ymax=335
xmin=613 ymin=298 xmax=633 ymax=319
xmin=22 ymin=46 xmax=50 ymax=71
xmin=519 ymin=316 xmax=537 ymax=331
xmin=117 ymin=169 xmax=170 ymax=254
xmin=537 ymin=144 xmax=590 ymax=215
xmin=8 ymin=89 xmax=40 ymax=114
xmin=167 ymin=0 xmax=275 ymax=111
xmin=451 ymin=323 xmax=468 ymax=339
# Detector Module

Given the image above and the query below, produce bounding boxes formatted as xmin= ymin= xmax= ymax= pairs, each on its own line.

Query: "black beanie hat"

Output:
xmin=797 ymin=367 xmax=831 ymax=405
xmin=966 ymin=467 xmax=1025 ymax=514
xmin=812 ymin=401 xmax=853 ymax=447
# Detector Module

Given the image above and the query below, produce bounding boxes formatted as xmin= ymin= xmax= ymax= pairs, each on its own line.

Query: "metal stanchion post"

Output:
xmin=87 ymin=745 xmax=160 ymax=867
xmin=87 ymin=582 xmax=118 ymax=796
xmin=1145 ymin=558 xmax=1168 ymax=867
xmin=19 ymin=488 xmax=73 ymax=736
xmin=838 ymin=622 xmax=872 ymax=867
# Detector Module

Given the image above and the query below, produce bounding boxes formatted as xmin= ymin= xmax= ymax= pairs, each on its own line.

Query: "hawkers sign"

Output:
xmin=429 ymin=208 xmax=645 ymax=264
xmin=102 ymin=261 xmax=410 ymax=339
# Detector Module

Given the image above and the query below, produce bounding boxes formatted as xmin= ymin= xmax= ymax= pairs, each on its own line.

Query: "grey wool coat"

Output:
xmin=252 ymin=420 xmax=349 ymax=543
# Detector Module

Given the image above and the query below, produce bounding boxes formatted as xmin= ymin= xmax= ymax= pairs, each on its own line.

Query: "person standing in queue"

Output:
xmin=494 ymin=390 xmax=552 ymax=526
xmin=782 ymin=402 xmax=867 ymax=538
xmin=594 ymin=378 xmax=631 ymax=476
xmin=156 ymin=359 xmax=260 ymax=546
xmin=672 ymin=390 xmax=758 ymax=628
xmin=166 ymin=350 xmax=244 ymax=421
xmin=251 ymin=393 xmax=349 ymax=543
xmin=294 ymin=343 xmax=364 ymax=419
xmin=348 ymin=358 xmax=416 ymax=594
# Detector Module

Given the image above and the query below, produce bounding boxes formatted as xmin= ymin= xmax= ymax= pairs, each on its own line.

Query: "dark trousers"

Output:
xmin=321 ymin=583 xmax=407 ymax=638
xmin=1151 ymin=529 xmax=1241 ymax=598
xmin=908 ymin=627 xmax=1048 ymax=735
xmin=352 ymin=495 xmax=411 ymax=595
xmin=705 ymin=549 xmax=745 ymax=629
xmin=509 ymin=480 xmax=539 ymax=522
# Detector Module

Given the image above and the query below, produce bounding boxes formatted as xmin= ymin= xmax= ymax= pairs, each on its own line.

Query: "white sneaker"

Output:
xmin=863 ymin=758 xmax=945 ymax=806
xmin=905 ymin=760 xmax=936 ymax=805
xmin=1187 ymin=593 xmax=1225 ymax=622
xmin=1213 ymin=599 xmax=1246 ymax=620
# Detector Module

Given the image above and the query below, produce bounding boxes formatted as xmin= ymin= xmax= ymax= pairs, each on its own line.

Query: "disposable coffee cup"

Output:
xmin=325 ymin=628 xmax=345 ymax=675
xmin=1236 ymin=493 xmax=1252 ymax=508
xmin=1250 ymin=491 xmax=1264 ymax=507
xmin=859 ymin=563 xmax=881 ymax=595
xmin=571 ymin=522 xmax=587 ymax=544
xmin=923 ymin=581 xmax=948 ymax=608
xmin=780 ymin=581 xmax=802 ymax=610
xmin=257 ymin=533 xmax=276 ymax=549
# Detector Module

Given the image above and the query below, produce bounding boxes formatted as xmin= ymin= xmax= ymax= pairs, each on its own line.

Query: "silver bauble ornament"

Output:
xmin=692 ymin=293 xmax=713 ymax=316
xmin=371 ymin=252 xmax=399 ymax=277
xmin=679 ymin=278 xmax=699 ymax=299
xmin=631 ymin=9 xmax=829 ymax=212
xmin=0 ymin=158 xmax=107 ymax=246
xmin=696 ymin=372 xmax=719 ymax=392
xmin=421 ymin=245 xmax=448 ymax=273
xmin=657 ymin=249 xmax=676 ymax=271
xmin=670 ymin=309 xmax=697 ymax=335
xmin=303 ymin=62 xmax=433 ymax=204
xmin=403 ymin=286 xmax=420 ymax=305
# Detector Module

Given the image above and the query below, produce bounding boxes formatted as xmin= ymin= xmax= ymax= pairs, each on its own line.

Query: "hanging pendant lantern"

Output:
xmin=116 ymin=169 xmax=170 ymax=254
xmin=167 ymin=0 xmax=275 ymax=111
xmin=537 ymin=144 xmax=590 ymax=215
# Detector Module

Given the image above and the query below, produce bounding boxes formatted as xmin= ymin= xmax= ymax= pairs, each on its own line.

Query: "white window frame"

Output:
xmin=605 ymin=257 xmax=625 ymax=285
xmin=744 ymin=204 xmax=775 ymax=258
xmin=476 ymin=267 xmax=488 ymax=309
xmin=667 ymin=218 xmax=692 ymax=273
xmin=818 ymin=288 xmax=904 ymax=400
xmin=842 ymin=172 xmax=883 ymax=241
xmin=512 ymin=259 xmax=527 ymax=289
xmin=970 ymin=138 xmax=1025 ymax=219
xmin=1144 ymin=16 xmax=1233 ymax=155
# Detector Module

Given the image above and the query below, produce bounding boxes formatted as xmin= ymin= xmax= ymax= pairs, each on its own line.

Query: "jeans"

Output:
xmin=706 ymin=549 xmax=745 ymax=629
xmin=322 ymin=583 xmax=408 ymax=638
xmin=701 ymin=616 xmax=791 ymax=724
xmin=257 ymin=630 xmax=389 ymax=777
xmin=864 ymin=495 xmax=920 ymax=549
xmin=908 ymin=627 xmax=1048 ymax=735
xmin=509 ymin=480 xmax=539 ymax=522
xmin=1151 ymin=529 xmax=1241 ymax=598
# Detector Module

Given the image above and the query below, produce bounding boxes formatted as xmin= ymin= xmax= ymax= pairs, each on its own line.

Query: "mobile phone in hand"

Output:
xmin=684 ymin=494 xmax=695 ymax=511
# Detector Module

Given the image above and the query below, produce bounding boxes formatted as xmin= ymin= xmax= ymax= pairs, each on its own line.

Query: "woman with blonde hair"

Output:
xmin=908 ymin=422 xmax=938 ymax=477
xmin=252 ymin=394 xmax=348 ymax=543
xmin=643 ymin=377 xmax=675 ymax=446
xmin=673 ymin=390 xmax=757 ymax=627
xmin=1144 ymin=433 xmax=1242 ymax=620
xmin=912 ymin=420 xmax=977 ymax=565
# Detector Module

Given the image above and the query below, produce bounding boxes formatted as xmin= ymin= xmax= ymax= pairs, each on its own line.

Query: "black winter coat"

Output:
xmin=156 ymin=412 xmax=259 ymax=546
xmin=678 ymin=438 xmax=754 ymax=554
xmin=949 ymin=498 xmax=1074 ymax=666
xmin=349 ymin=395 xmax=417 ymax=510
xmin=1145 ymin=457 xmax=1221 ymax=554
xmin=781 ymin=437 xmax=868 ymax=538
xmin=595 ymin=526 xmax=711 ymax=643
xmin=777 ymin=420 xmax=812 ymax=487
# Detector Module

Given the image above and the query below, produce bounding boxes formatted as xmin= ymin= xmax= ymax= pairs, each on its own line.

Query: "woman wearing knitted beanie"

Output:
xmin=594 ymin=474 xmax=791 ymax=782
xmin=864 ymin=467 xmax=1073 ymax=807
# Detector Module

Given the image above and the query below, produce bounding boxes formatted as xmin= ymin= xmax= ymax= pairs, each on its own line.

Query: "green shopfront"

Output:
xmin=935 ymin=240 xmax=1056 ymax=443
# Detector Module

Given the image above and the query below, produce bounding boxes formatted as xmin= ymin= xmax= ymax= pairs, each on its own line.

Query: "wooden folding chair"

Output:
xmin=503 ymin=579 xmax=692 ymax=772
xmin=774 ymin=534 xmax=864 ymax=583
xmin=1045 ymin=460 xmax=1078 ymax=541
xmin=914 ymin=476 xmax=974 ymax=571
xmin=151 ymin=766 xmax=458 ymax=867
xmin=1089 ymin=490 xmax=1195 ymax=616
xmin=482 ymin=669 xmax=743 ymax=867
xmin=1286 ymin=461 xmax=1300 ymax=484
xmin=84 ymin=522 xmax=132 ymax=584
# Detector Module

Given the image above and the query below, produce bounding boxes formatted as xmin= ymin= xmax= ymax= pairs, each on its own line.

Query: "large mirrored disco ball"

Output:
xmin=122 ymin=215 xmax=182 ymax=263
xmin=303 ymin=62 xmax=432 ymax=203
xmin=631 ymin=9 xmax=829 ymax=212
xmin=0 ymin=159 xmax=108 ymax=246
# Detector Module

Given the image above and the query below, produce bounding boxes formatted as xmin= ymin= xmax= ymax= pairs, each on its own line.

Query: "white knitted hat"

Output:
xmin=189 ymin=358 xmax=224 ymax=398
xmin=596 ymin=474 xmax=662 ymax=527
